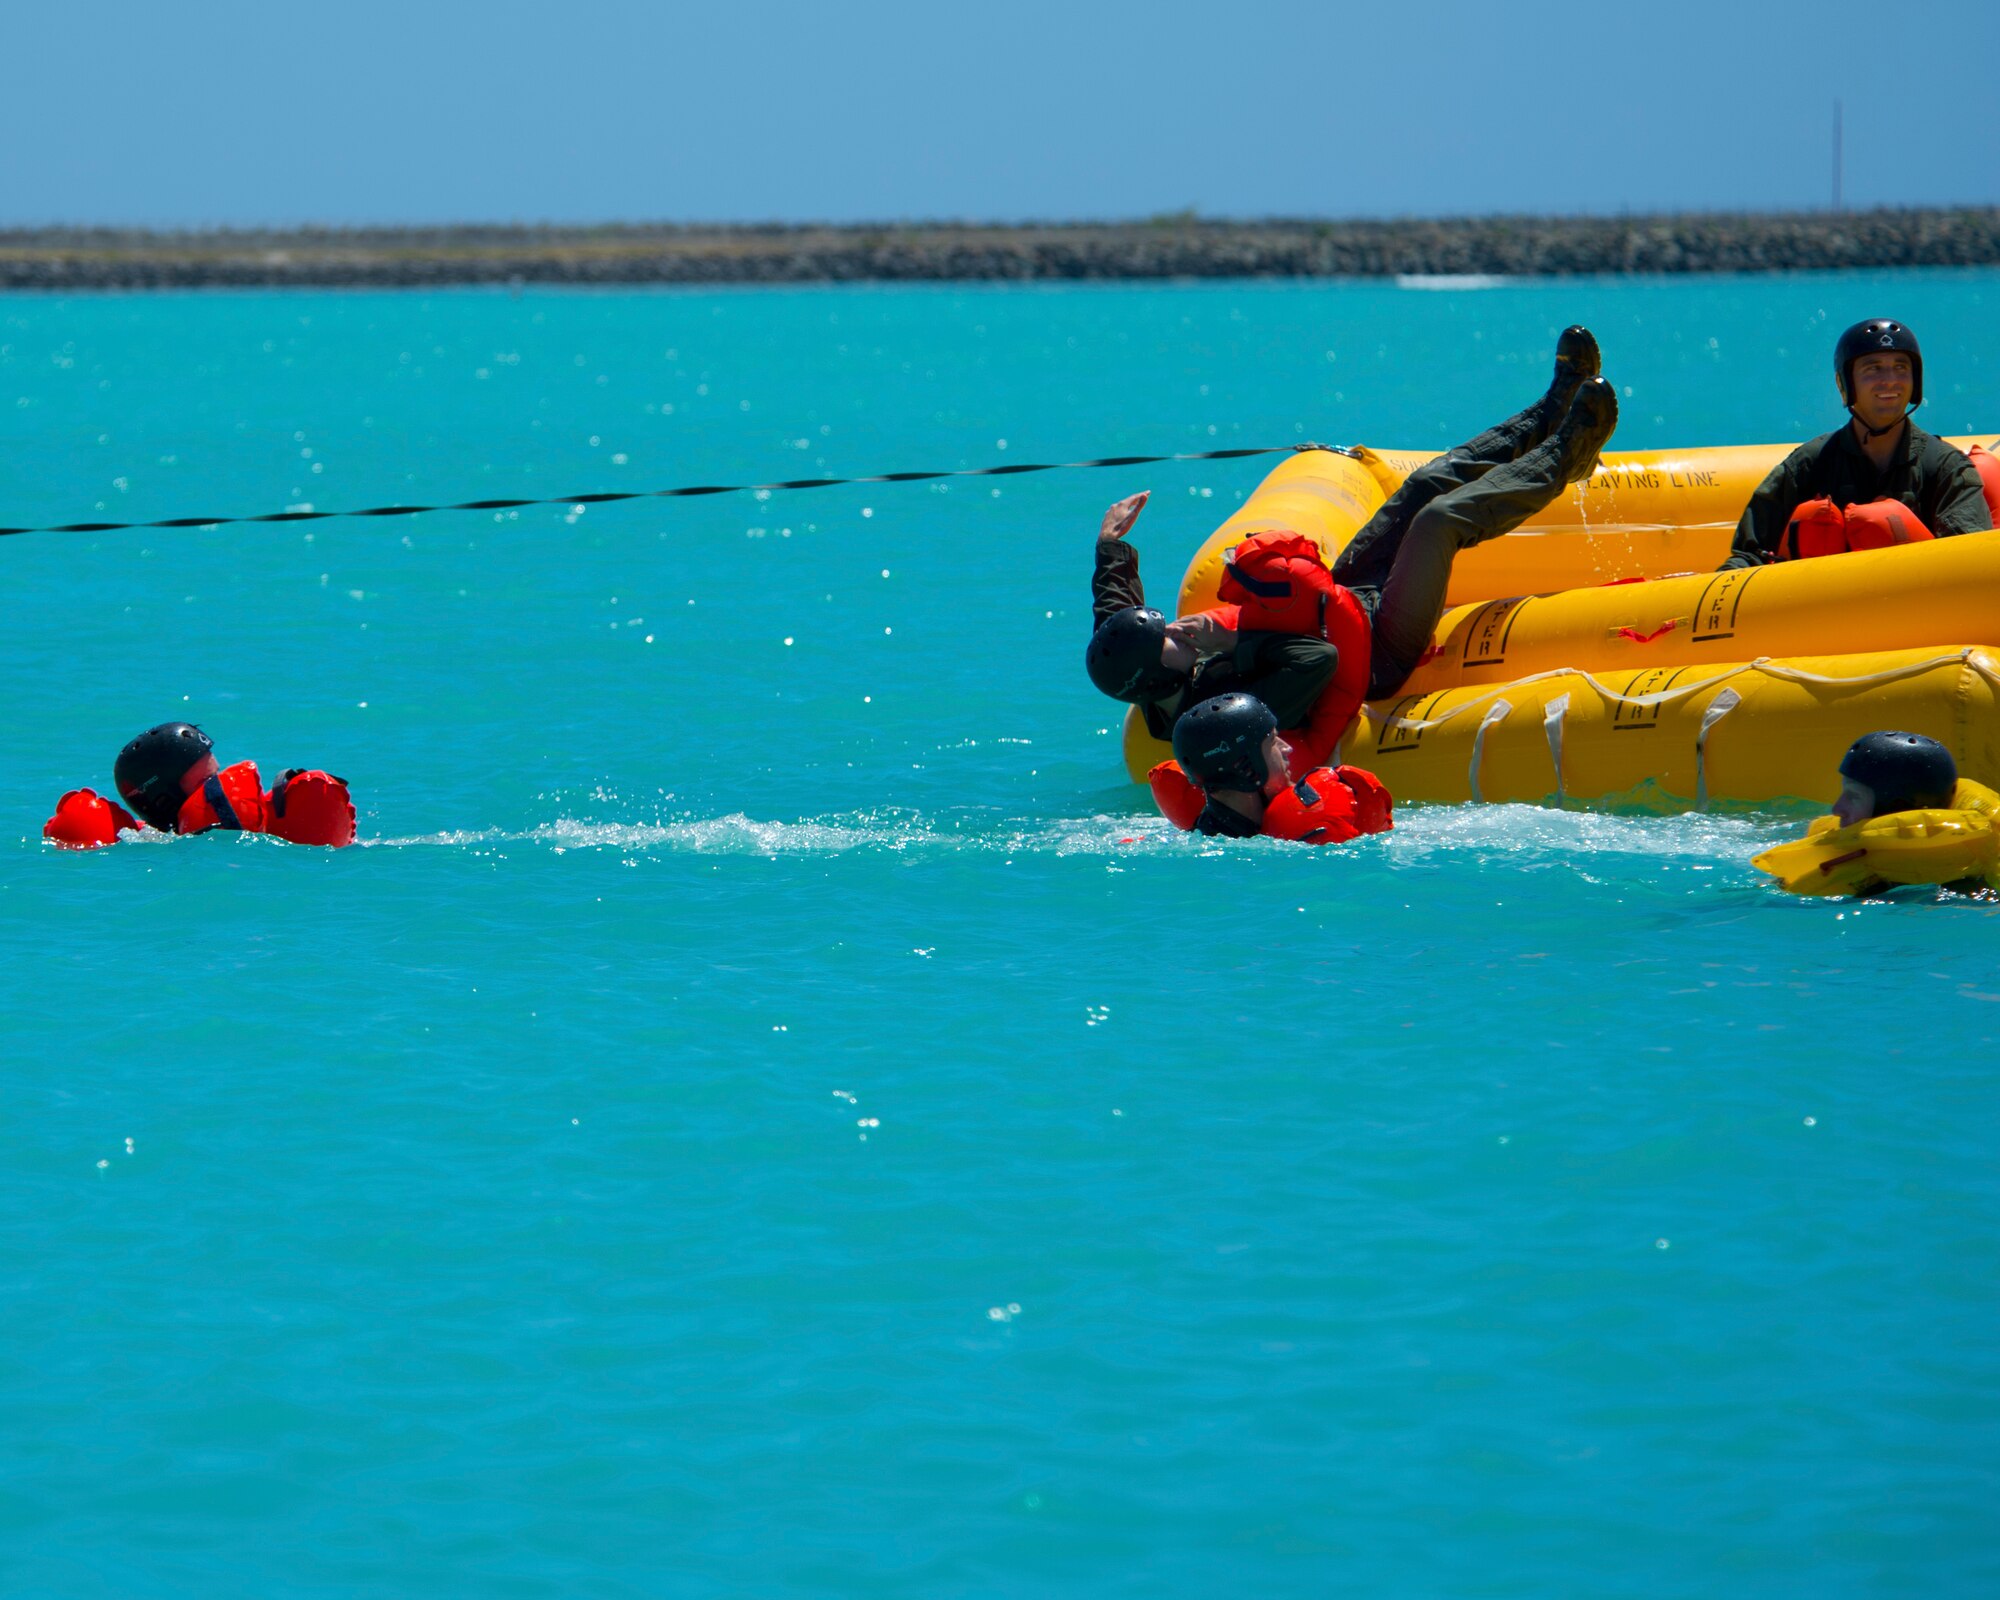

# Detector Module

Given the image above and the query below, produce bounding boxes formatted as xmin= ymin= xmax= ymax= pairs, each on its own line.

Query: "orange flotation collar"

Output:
xmin=1778 ymin=496 xmax=1936 ymax=560
xmin=1220 ymin=530 xmax=1341 ymax=635
xmin=43 ymin=789 xmax=140 ymax=849
xmin=266 ymin=769 xmax=358 ymax=846
xmin=176 ymin=761 xmax=273 ymax=836
xmin=44 ymin=762 xmax=356 ymax=849
xmin=1147 ymin=760 xmax=1394 ymax=846
xmin=1966 ymin=444 xmax=2000 ymax=524
xmin=1215 ymin=529 xmax=1373 ymax=772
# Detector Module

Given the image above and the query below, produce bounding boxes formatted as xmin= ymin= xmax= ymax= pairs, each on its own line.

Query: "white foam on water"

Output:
xmin=369 ymin=809 xmax=1195 ymax=856
xmin=365 ymin=802 xmax=1792 ymax=865
xmin=1395 ymin=274 xmax=1511 ymax=291
xmin=369 ymin=813 xmax=888 ymax=854
xmin=1385 ymin=802 xmax=1786 ymax=863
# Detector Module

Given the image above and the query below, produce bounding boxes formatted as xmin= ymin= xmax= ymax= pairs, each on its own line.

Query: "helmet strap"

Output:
xmin=1849 ymin=403 xmax=1913 ymax=441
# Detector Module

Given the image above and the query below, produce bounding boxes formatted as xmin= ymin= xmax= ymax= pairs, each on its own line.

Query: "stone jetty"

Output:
xmin=3 ymin=210 xmax=1995 ymax=289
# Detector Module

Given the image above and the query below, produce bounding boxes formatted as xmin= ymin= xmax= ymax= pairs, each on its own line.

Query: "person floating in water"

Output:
xmin=1087 ymin=326 xmax=1619 ymax=767
xmin=1148 ymin=691 xmax=1394 ymax=845
xmin=44 ymin=722 xmax=356 ymax=849
xmin=1719 ymin=319 xmax=1991 ymax=568
xmin=1753 ymin=731 xmax=1999 ymax=897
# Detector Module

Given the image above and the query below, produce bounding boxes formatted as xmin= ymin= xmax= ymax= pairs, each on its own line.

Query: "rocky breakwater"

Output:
xmin=4 ymin=211 xmax=1997 ymax=289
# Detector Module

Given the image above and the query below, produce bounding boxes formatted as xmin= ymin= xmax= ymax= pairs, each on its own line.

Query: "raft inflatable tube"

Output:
xmin=1121 ymin=437 xmax=2000 ymax=808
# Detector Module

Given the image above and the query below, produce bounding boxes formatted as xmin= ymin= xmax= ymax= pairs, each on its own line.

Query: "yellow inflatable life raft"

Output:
xmin=1121 ymin=437 xmax=2000 ymax=809
xmin=1752 ymin=779 xmax=2000 ymax=895
xmin=1172 ymin=436 xmax=2000 ymax=617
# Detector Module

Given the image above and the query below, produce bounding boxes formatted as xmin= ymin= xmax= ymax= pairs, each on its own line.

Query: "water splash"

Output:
xmin=368 ymin=810 xmax=1194 ymax=856
xmin=364 ymin=802 xmax=1795 ymax=866
xmin=1384 ymin=801 xmax=1784 ymax=863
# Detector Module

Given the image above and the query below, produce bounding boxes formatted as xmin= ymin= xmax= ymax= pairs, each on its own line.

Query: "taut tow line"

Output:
xmin=0 ymin=443 xmax=1336 ymax=540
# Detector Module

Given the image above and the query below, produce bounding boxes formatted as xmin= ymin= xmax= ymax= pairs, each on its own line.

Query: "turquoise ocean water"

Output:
xmin=4 ymin=273 xmax=1998 ymax=1597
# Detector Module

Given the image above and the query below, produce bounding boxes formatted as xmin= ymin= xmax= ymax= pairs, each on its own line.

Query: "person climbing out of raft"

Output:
xmin=1087 ymin=326 xmax=1620 ymax=770
xmin=1149 ymin=692 xmax=1394 ymax=844
xmin=1719 ymin=319 xmax=1991 ymax=569
xmin=43 ymin=722 xmax=356 ymax=849
xmin=1752 ymin=731 xmax=2000 ymax=897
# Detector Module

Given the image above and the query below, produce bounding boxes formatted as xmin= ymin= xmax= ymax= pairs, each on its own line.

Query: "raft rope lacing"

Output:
xmin=1406 ymin=650 xmax=2000 ymax=811
xmin=1380 ymin=647 xmax=2000 ymax=737
xmin=0 ymin=443 xmax=1340 ymax=540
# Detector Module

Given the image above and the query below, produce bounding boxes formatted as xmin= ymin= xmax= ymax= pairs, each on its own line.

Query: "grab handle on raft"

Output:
xmin=1467 ymin=699 xmax=1513 ymax=804
xmin=1694 ymin=687 xmax=1743 ymax=812
xmin=1542 ymin=693 xmax=1571 ymax=807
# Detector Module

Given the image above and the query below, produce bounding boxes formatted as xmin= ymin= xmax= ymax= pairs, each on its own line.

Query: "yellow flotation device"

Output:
xmin=1752 ymin=780 xmax=2000 ymax=895
xmin=1122 ymin=436 xmax=2000 ymax=809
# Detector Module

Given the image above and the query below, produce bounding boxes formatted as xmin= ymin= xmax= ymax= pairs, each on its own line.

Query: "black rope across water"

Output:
xmin=0 ymin=444 xmax=1332 ymax=540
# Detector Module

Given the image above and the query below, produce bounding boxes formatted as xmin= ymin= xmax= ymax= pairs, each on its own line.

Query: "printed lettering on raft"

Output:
xmin=1372 ymin=693 xmax=1444 ymax=755
xmin=1460 ymin=597 xmax=1529 ymax=669
xmin=1610 ymin=667 xmax=1690 ymax=730
xmin=1690 ymin=569 xmax=1755 ymax=643
xmin=1595 ymin=468 xmax=1662 ymax=490
xmin=1667 ymin=470 xmax=1719 ymax=488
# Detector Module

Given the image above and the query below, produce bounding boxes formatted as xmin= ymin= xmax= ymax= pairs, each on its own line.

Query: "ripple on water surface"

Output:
xmin=5 ymin=275 xmax=1999 ymax=1598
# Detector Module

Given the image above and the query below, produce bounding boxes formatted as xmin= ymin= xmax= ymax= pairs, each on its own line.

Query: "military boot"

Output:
xmin=1540 ymin=325 xmax=1601 ymax=435
xmin=1549 ymin=375 xmax=1619 ymax=483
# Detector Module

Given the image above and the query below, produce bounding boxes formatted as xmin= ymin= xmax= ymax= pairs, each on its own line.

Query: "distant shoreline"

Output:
xmin=4 ymin=210 xmax=1996 ymax=289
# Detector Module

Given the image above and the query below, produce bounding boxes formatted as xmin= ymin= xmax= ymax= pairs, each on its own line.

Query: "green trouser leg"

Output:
xmin=1330 ymin=396 xmax=1551 ymax=597
xmin=1362 ymin=428 xmax=1582 ymax=699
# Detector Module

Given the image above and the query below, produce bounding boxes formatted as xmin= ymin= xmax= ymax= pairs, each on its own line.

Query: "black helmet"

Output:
xmin=1171 ymin=692 xmax=1279 ymax=793
xmin=114 ymin=722 xmax=214 ymax=829
xmin=1086 ymin=606 xmax=1183 ymax=703
xmin=1838 ymin=730 xmax=1956 ymax=818
xmin=1834 ymin=318 xmax=1923 ymax=409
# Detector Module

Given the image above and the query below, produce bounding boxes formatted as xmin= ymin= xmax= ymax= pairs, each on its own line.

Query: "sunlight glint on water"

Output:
xmin=3 ymin=274 xmax=1997 ymax=1599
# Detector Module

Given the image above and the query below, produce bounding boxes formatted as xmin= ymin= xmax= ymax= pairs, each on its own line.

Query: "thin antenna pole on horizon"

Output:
xmin=1832 ymin=99 xmax=1844 ymax=212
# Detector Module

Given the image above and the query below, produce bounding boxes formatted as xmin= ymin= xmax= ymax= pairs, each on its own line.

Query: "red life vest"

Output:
xmin=1262 ymin=766 xmax=1393 ymax=844
xmin=1220 ymin=530 xmax=1342 ymax=634
xmin=1215 ymin=529 xmax=1374 ymax=772
xmin=1148 ymin=760 xmax=1208 ymax=830
xmin=1147 ymin=760 xmax=1394 ymax=846
xmin=178 ymin=762 xmax=357 ymax=845
xmin=1966 ymin=444 xmax=2000 ymax=524
xmin=176 ymin=761 xmax=274 ymax=836
xmin=264 ymin=769 xmax=358 ymax=847
xmin=1844 ymin=499 xmax=1936 ymax=550
xmin=45 ymin=762 xmax=355 ymax=849
xmin=1777 ymin=496 xmax=1936 ymax=560
xmin=43 ymin=788 xmax=140 ymax=850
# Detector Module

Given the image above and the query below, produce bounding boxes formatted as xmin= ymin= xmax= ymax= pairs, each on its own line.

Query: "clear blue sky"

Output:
xmin=6 ymin=0 xmax=1994 ymax=227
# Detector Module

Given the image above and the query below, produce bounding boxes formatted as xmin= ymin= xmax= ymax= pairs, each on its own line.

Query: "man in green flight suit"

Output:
xmin=1719 ymin=318 xmax=1990 ymax=569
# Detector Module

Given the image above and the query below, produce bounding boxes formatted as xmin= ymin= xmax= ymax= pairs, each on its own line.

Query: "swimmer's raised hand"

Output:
xmin=1098 ymin=491 xmax=1149 ymax=542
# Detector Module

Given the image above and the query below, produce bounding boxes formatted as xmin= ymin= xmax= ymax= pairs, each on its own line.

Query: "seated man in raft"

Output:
xmin=1087 ymin=326 xmax=1620 ymax=771
xmin=1753 ymin=732 xmax=2000 ymax=896
xmin=1719 ymin=319 xmax=1991 ymax=568
xmin=44 ymin=722 xmax=356 ymax=849
xmin=1150 ymin=691 xmax=1394 ymax=845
